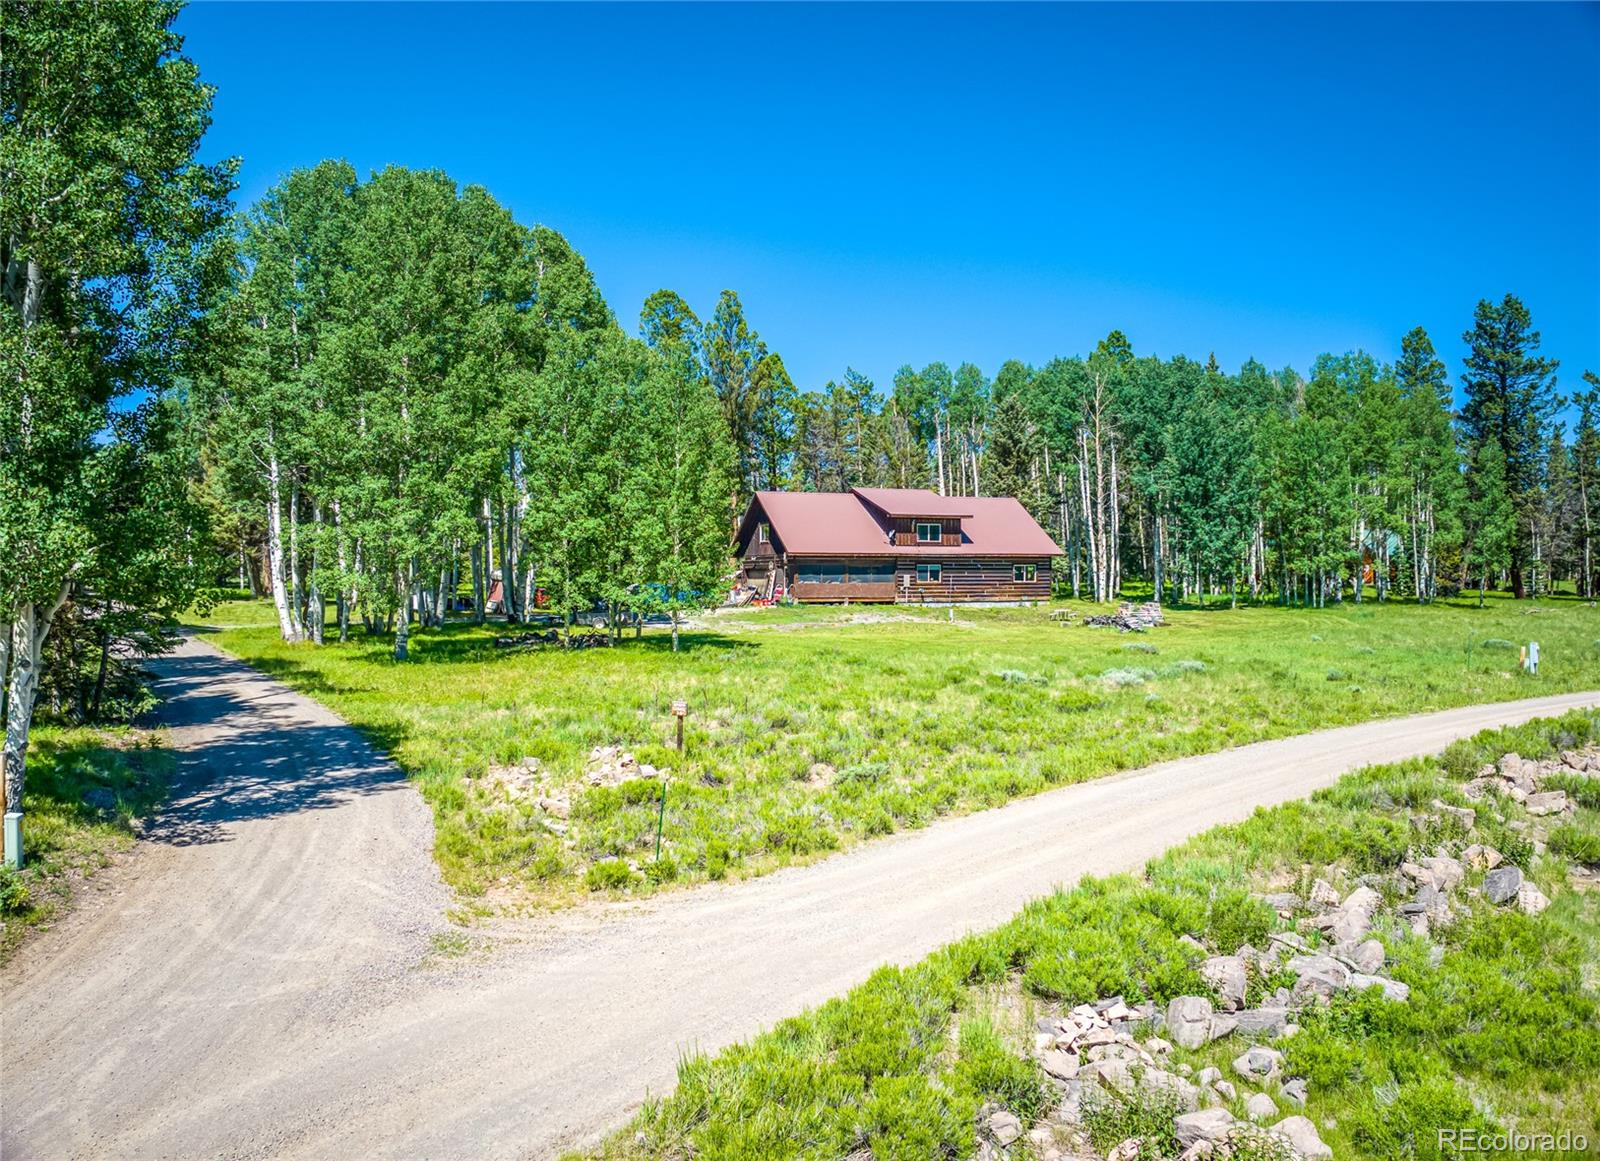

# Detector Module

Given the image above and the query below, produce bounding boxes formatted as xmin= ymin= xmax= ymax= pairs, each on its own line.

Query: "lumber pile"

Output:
xmin=1083 ymin=601 xmax=1165 ymax=632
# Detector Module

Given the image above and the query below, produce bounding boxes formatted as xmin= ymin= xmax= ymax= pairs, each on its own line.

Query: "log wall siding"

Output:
xmin=785 ymin=556 xmax=1053 ymax=603
xmin=890 ymin=516 xmax=962 ymax=548
xmin=895 ymin=557 xmax=1052 ymax=603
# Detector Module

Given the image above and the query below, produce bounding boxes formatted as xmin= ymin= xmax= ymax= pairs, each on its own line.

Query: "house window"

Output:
xmin=915 ymin=521 xmax=942 ymax=543
xmin=757 ymin=522 xmax=770 ymax=544
xmin=1013 ymin=563 xmax=1037 ymax=582
xmin=796 ymin=561 xmax=845 ymax=583
xmin=851 ymin=562 xmax=894 ymax=584
xmin=916 ymin=562 xmax=942 ymax=583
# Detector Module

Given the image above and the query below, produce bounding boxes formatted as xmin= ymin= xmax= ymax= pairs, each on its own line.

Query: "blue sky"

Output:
xmin=178 ymin=1 xmax=1599 ymax=407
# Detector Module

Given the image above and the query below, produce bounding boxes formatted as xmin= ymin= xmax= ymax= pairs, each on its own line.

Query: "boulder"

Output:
xmin=1233 ymin=1045 xmax=1285 ymax=1082
xmin=1462 ymin=843 xmax=1502 ymax=870
xmin=1516 ymin=882 xmax=1551 ymax=916
xmin=1421 ymin=855 xmax=1465 ymax=893
xmin=1258 ymin=891 xmax=1302 ymax=912
xmin=1308 ymin=878 xmax=1341 ymax=909
xmin=1207 ymin=1014 xmax=1240 ymax=1042
xmin=1144 ymin=1036 xmax=1173 ymax=1057
xmin=1173 ymin=1109 xmax=1240 ymax=1149
xmin=1196 ymin=1066 xmax=1221 ymax=1087
xmin=1272 ymin=1115 xmax=1333 ymax=1160
xmin=1140 ymin=1067 xmax=1200 ymax=1112
xmin=1341 ymin=938 xmax=1386 ymax=974
xmin=1526 ymin=790 xmax=1569 ymax=816
xmin=1331 ymin=886 xmax=1382 ymax=943
xmin=1081 ymin=1058 xmax=1135 ymax=1095
xmin=1233 ymin=1007 xmax=1290 ymax=1037
xmin=1200 ymin=956 xmax=1248 ymax=1012
xmin=1484 ymin=865 xmax=1524 ymax=905
xmin=1166 ymin=995 xmax=1215 ymax=1050
xmin=1348 ymin=973 xmax=1410 ymax=1002
xmin=1280 ymin=1077 xmax=1308 ymax=1107
xmin=1244 ymin=1092 xmax=1278 ymax=1122
xmin=1432 ymin=800 xmax=1476 ymax=829
xmin=1287 ymin=954 xmax=1349 ymax=1003
xmin=1040 ymin=1050 xmax=1080 ymax=1080
xmin=1212 ymin=1079 xmax=1236 ymax=1101
xmin=985 ymin=1109 xmax=1021 ymax=1146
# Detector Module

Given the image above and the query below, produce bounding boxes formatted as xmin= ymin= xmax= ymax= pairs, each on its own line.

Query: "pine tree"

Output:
xmin=1459 ymin=294 xmax=1562 ymax=598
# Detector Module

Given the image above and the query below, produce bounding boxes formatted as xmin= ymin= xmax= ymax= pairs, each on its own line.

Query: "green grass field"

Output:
xmin=181 ymin=593 xmax=1600 ymax=907
xmin=573 ymin=711 xmax=1600 ymax=1161
xmin=0 ymin=726 xmax=173 ymax=962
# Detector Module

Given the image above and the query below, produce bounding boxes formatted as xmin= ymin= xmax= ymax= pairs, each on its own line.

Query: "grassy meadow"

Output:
xmin=0 ymin=726 xmax=173 ymax=962
xmin=179 ymin=593 xmax=1600 ymax=906
xmin=574 ymin=711 xmax=1600 ymax=1161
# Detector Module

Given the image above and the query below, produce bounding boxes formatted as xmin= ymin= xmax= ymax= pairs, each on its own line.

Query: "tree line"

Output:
xmin=705 ymin=302 xmax=1595 ymax=610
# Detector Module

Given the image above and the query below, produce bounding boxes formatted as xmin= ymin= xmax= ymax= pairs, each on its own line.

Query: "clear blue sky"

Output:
xmin=178 ymin=1 xmax=1599 ymax=407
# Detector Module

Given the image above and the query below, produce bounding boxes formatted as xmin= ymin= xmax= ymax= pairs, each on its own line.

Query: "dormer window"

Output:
xmin=915 ymin=521 xmax=942 ymax=543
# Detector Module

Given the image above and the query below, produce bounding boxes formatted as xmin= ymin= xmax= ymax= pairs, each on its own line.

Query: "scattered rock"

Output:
xmin=1484 ymin=865 xmax=1524 ymax=905
xmin=1526 ymin=790 xmax=1570 ymax=816
xmin=1258 ymin=891 xmax=1302 ymax=913
xmin=1340 ymin=938 xmax=1386 ymax=974
xmin=1271 ymin=1115 xmax=1333 ymax=1160
xmin=1207 ymin=1013 xmax=1239 ymax=1042
xmin=1196 ymin=1066 xmax=1221 ymax=1087
xmin=1432 ymin=800 xmax=1476 ymax=829
xmin=1041 ymin=1050 xmax=1080 ymax=1080
xmin=1232 ymin=1008 xmax=1290 ymax=1037
xmin=1287 ymin=954 xmax=1349 ymax=1003
xmin=1201 ymin=956 xmax=1248 ymax=1012
xmin=1244 ymin=1092 xmax=1278 ymax=1122
xmin=1516 ymin=882 xmax=1551 ymax=916
xmin=1463 ymin=844 xmax=1504 ymax=870
xmin=1211 ymin=1079 xmax=1236 ymax=1101
xmin=1173 ymin=1108 xmax=1240 ymax=1148
xmin=1421 ymin=855 xmax=1465 ymax=893
xmin=1348 ymin=973 xmax=1410 ymax=1002
xmin=985 ymin=1108 xmax=1021 ymax=1146
xmin=1280 ymin=1077 xmax=1308 ymax=1107
xmin=1308 ymin=879 xmax=1341 ymax=909
xmin=1167 ymin=995 xmax=1215 ymax=1050
xmin=1330 ymin=885 xmax=1382 ymax=943
xmin=803 ymin=762 xmax=835 ymax=789
xmin=1144 ymin=1036 xmax=1173 ymax=1057
xmin=1233 ymin=1045 xmax=1285 ymax=1082
xmin=1141 ymin=1067 xmax=1200 ymax=1112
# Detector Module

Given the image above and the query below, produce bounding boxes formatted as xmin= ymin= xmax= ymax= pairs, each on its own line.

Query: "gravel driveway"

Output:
xmin=3 ymin=633 xmax=1594 ymax=1159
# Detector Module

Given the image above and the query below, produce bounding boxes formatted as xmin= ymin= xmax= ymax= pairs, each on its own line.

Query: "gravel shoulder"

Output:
xmin=3 ymin=635 xmax=1594 ymax=1160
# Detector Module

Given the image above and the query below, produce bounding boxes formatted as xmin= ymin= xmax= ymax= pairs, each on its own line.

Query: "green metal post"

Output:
xmin=655 ymin=779 xmax=668 ymax=861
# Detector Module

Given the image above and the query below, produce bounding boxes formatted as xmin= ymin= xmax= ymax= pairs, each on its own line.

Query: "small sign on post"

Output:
xmin=671 ymin=699 xmax=687 ymax=752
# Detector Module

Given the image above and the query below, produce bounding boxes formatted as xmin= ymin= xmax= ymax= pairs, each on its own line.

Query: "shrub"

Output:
xmin=1081 ymin=1080 xmax=1186 ymax=1157
xmin=991 ymin=669 xmax=1047 ymax=685
xmin=949 ymin=1017 xmax=1051 ymax=1124
xmin=1544 ymin=771 xmax=1600 ymax=811
xmin=1482 ymin=638 xmax=1517 ymax=650
xmin=0 ymin=867 xmax=30 ymax=917
xmin=1550 ymin=824 xmax=1600 ymax=866
xmin=644 ymin=856 xmax=679 ymax=884
xmin=1099 ymin=667 xmax=1155 ymax=688
xmin=1160 ymin=659 xmax=1207 ymax=675
xmin=584 ymin=858 xmax=634 ymax=891
xmin=1326 ymin=669 xmax=1347 ymax=681
xmin=1122 ymin=641 xmax=1159 ymax=654
xmin=857 ymin=1073 xmax=971 ymax=1161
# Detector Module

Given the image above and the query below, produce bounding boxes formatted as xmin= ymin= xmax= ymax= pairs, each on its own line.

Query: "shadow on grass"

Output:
xmin=140 ymin=648 xmax=413 ymax=848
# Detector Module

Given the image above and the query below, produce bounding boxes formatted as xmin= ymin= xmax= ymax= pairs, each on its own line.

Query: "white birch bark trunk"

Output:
xmin=265 ymin=451 xmax=302 ymax=642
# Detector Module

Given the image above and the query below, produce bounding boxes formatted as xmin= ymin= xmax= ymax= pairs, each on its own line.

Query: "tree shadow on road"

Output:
xmin=140 ymin=650 xmax=412 ymax=848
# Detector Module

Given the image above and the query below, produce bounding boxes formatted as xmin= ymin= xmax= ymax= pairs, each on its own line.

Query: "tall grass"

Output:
xmin=188 ymin=593 xmax=1600 ymax=903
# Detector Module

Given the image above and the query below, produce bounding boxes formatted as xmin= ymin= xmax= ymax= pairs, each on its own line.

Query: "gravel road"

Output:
xmin=3 ymin=634 xmax=1594 ymax=1160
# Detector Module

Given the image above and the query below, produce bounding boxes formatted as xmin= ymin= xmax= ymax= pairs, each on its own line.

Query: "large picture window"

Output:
xmin=915 ymin=521 xmax=942 ymax=543
xmin=851 ymin=562 xmax=895 ymax=584
xmin=796 ymin=561 xmax=846 ymax=583
xmin=916 ymin=562 xmax=942 ymax=583
xmin=1013 ymin=563 xmax=1037 ymax=582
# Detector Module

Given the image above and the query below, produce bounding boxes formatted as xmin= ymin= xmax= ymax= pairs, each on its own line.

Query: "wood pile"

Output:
xmin=492 ymin=629 xmax=614 ymax=650
xmin=1084 ymin=601 xmax=1165 ymax=632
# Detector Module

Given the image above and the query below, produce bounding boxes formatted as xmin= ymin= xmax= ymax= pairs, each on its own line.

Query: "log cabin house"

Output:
xmin=734 ymin=487 xmax=1062 ymax=604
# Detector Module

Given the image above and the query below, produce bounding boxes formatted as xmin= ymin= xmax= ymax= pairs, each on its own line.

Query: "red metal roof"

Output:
xmin=851 ymin=487 xmax=975 ymax=518
xmin=743 ymin=490 xmax=1063 ymax=557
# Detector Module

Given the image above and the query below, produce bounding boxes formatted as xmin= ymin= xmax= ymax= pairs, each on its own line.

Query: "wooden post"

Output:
xmin=672 ymin=699 xmax=687 ymax=752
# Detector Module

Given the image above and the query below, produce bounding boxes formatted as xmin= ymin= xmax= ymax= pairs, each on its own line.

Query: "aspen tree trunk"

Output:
xmin=935 ymin=416 xmax=947 ymax=497
xmin=308 ymin=502 xmax=324 ymax=644
xmin=3 ymin=586 xmax=71 ymax=834
xmin=265 ymin=452 xmax=301 ymax=642
xmin=393 ymin=570 xmax=410 ymax=660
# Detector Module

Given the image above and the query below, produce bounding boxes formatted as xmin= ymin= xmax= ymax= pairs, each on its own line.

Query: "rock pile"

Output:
xmin=1084 ymin=602 xmax=1165 ymax=632
xmin=584 ymin=745 xmax=660 ymax=787
xmin=994 ymin=742 xmax=1600 ymax=1161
